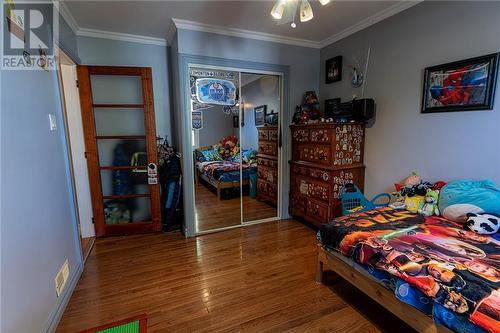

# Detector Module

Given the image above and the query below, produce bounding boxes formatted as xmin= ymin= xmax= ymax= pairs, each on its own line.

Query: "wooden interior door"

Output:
xmin=77 ymin=66 xmax=161 ymax=237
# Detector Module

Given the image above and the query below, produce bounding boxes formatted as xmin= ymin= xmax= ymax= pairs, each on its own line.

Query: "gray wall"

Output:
xmin=320 ymin=1 xmax=500 ymax=197
xmin=198 ymin=105 xmax=234 ymax=147
xmin=77 ymin=36 xmax=173 ymax=143
xmin=1 ymin=17 xmax=82 ymax=333
xmin=241 ymin=76 xmax=280 ymax=151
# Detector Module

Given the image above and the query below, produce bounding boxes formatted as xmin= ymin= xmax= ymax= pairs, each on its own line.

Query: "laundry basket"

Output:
xmin=340 ymin=183 xmax=391 ymax=215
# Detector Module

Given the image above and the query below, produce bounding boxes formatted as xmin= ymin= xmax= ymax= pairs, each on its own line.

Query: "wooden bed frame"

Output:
xmin=194 ymin=145 xmax=249 ymax=200
xmin=316 ymin=245 xmax=453 ymax=333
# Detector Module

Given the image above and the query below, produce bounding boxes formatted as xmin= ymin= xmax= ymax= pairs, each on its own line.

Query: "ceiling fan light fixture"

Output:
xmin=270 ymin=0 xmax=287 ymax=20
xmin=319 ymin=0 xmax=330 ymax=5
xmin=299 ymin=0 xmax=314 ymax=22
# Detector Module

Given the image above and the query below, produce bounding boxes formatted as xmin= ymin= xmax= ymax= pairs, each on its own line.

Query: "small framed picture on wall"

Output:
xmin=325 ymin=56 xmax=342 ymax=84
xmin=254 ymin=105 xmax=266 ymax=126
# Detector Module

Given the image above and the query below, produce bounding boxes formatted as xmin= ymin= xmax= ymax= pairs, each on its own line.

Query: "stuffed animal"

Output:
xmin=439 ymin=179 xmax=500 ymax=222
xmin=464 ymin=213 xmax=500 ymax=234
xmin=418 ymin=189 xmax=440 ymax=217
xmin=403 ymin=172 xmax=421 ymax=187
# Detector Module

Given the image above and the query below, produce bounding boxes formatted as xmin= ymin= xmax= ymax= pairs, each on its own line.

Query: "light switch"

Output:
xmin=48 ymin=113 xmax=57 ymax=131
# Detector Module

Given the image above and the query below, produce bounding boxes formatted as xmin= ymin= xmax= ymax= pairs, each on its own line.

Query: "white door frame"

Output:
xmin=57 ymin=49 xmax=96 ymax=241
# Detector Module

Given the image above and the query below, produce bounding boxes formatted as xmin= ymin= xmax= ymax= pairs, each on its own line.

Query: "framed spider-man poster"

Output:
xmin=421 ymin=53 xmax=499 ymax=113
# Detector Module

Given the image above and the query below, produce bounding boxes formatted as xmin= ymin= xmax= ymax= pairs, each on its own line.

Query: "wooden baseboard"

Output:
xmin=316 ymin=245 xmax=453 ymax=333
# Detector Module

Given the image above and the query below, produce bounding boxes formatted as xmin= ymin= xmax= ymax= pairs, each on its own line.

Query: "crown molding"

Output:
xmin=76 ymin=28 xmax=167 ymax=46
xmin=58 ymin=1 xmax=421 ymax=49
xmin=58 ymin=1 xmax=79 ymax=33
xmin=319 ymin=0 xmax=423 ymax=48
xmin=171 ymin=18 xmax=321 ymax=49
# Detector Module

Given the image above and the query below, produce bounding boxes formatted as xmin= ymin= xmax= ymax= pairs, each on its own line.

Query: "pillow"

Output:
xmin=439 ymin=179 xmax=500 ymax=222
xmin=194 ymin=150 xmax=206 ymax=162
xmin=201 ymin=149 xmax=222 ymax=162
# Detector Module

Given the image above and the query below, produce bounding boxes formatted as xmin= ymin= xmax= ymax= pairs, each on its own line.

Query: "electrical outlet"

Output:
xmin=55 ymin=259 xmax=69 ymax=297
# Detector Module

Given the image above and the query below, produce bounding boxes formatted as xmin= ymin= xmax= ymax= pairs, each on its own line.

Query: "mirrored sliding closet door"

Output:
xmin=190 ymin=66 xmax=280 ymax=234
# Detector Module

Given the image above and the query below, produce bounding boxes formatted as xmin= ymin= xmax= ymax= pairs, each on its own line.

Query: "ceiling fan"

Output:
xmin=270 ymin=0 xmax=331 ymax=28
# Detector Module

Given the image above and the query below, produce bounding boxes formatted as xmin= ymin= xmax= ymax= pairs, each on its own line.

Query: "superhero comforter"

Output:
xmin=318 ymin=207 xmax=499 ymax=333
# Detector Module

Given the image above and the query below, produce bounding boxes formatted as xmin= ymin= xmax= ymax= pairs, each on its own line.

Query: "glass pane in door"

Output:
xmin=94 ymin=108 xmax=145 ymax=136
xmin=91 ymin=75 xmax=143 ymax=104
xmin=241 ymin=74 xmax=280 ymax=223
xmin=103 ymin=197 xmax=151 ymax=224
xmin=190 ymin=67 xmax=242 ymax=233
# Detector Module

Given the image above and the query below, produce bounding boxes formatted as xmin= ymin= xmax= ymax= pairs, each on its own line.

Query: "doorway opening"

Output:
xmin=57 ymin=49 xmax=95 ymax=261
xmin=189 ymin=65 xmax=284 ymax=234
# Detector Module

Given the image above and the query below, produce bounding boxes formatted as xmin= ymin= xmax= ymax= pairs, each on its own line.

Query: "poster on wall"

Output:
xmin=192 ymin=111 xmax=203 ymax=130
xmin=422 ymin=53 xmax=499 ymax=113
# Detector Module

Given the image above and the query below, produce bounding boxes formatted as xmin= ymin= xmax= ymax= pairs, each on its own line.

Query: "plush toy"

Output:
xmin=439 ymin=179 xmax=500 ymax=222
xmin=403 ymin=172 xmax=421 ymax=187
xmin=464 ymin=213 xmax=500 ymax=234
xmin=418 ymin=189 xmax=440 ymax=217
xmin=405 ymin=195 xmax=425 ymax=213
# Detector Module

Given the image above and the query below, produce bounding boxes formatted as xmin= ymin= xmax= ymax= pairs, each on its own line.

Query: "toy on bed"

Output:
xmin=464 ymin=212 xmax=500 ymax=234
xmin=216 ymin=135 xmax=239 ymax=159
xmin=439 ymin=179 xmax=500 ymax=222
xmin=340 ymin=184 xmax=391 ymax=215
xmin=418 ymin=189 xmax=440 ymax=217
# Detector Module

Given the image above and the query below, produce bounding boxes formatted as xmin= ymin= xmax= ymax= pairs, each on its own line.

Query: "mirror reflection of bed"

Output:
xmin=191 ymin=70 xmax=280 ymax=233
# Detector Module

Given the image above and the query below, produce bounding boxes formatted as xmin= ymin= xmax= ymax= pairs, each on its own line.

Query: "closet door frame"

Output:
xmin=180 ymin=57 xmax=290 ymax=237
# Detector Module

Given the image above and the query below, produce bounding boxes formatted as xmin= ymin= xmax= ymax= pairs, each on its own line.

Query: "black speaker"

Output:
xmin=352 ymin=98 xmax=375 ymax=122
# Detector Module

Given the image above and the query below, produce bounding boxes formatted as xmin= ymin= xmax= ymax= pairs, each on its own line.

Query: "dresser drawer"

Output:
xmin=306 ymin=199 xmax=330 ymax=225
xmin=292 ymin=128 xmax=309 ymax=142
xmin=293 ymin=144 xmax=331 ymax=165
xmin=268 ymin=129 xmax=278 ymax=141
xmin=291 ymin=164 xmax=331 ymax=182
xmin=258 ymin=129 xmax=269 ymax=141
xmin=258 ymin=157 xmax=278 ymax=169
xmin=295 ymin=176 xmax=330 ymax=203
xmin=259 ymin=142 xmax=277 ymax=156
xmin=257 ymin=165 xmax=277 ymax=184
xmin=310 ymin=128 xmax=332 ymax=144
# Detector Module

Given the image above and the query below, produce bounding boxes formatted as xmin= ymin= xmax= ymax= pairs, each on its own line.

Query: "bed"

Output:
xmin=194 ymin=145 xmax=256 ymax=200
xmin=316 ymin=207 xmax=499 ymax=333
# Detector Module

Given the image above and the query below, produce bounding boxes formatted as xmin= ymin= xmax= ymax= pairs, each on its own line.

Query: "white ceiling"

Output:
xmin=62 ymin=1 xmax=421 ymax=47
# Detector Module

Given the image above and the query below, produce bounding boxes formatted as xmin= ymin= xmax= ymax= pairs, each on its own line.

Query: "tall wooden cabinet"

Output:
xmin=256 ymin=126 xmax=278 ymax=205
xmin=289 ymin=123 xmax=365 ymax=227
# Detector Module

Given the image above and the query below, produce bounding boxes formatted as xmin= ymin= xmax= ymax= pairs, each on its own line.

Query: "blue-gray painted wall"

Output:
xmin=1 ymin=15 xmax=83 ymax=333
xmin=320 ymin=1 xmax=500 ymax=197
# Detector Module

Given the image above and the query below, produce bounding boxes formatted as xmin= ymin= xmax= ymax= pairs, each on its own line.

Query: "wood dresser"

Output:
xmin=256 ymin=126 xmax=278 ymax=206
xmin=289 ymin=123 xmax=365 ymax=227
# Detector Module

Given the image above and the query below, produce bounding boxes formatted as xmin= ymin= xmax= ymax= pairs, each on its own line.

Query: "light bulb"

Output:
xmin=291 ymin=22 xmax=296 ymax=28
xmin=270 ymin=0 xmax=286 ymax=20
xmin=319 ymin=0 xmax=330 ymax=5
xmin=299 ymin=0 xmax=313 ymax=22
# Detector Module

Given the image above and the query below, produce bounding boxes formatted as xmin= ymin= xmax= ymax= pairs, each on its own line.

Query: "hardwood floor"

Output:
xmin=195 ymin=181 xmax=277 ymax=232
xmin=57 ymin=220 xmax=414 ymax=333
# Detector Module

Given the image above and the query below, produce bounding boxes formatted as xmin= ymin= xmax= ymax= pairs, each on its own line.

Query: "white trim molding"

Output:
xmin=59 ymin=1 xmax=79 ymax=34
xmin=77 ymin=28 xmax=167 ymax=46
xmin=58 ymin=0 xmax=422 ymax=49
xmin=170 ymin=18 xmax=320 ymax=48
xmin=318 ymin=0 xmax=423 ymax=48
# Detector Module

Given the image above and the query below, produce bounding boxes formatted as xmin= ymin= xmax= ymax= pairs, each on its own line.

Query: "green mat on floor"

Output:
xmin=96 ymin=320 xmax=139 ymax=333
